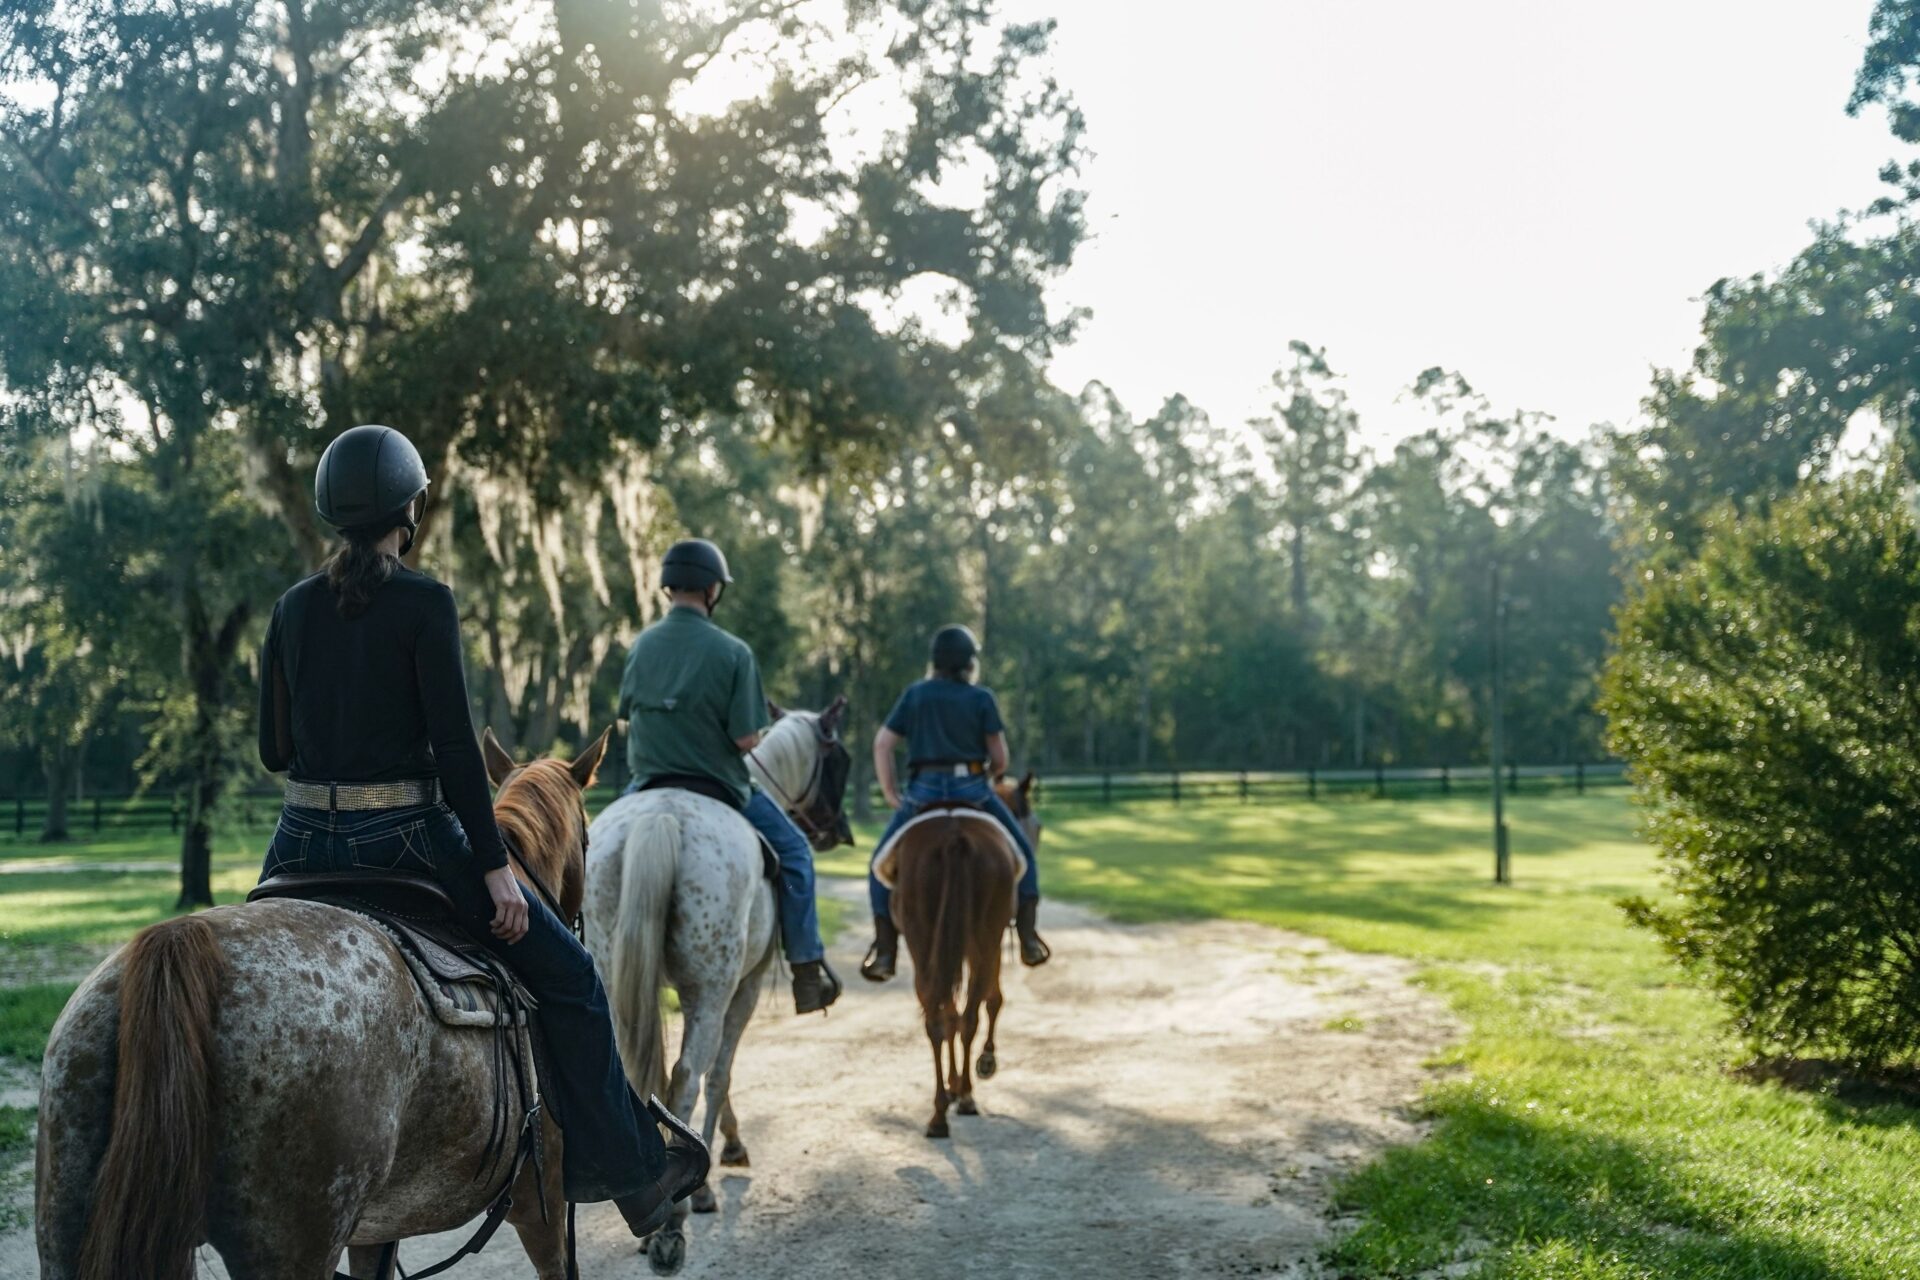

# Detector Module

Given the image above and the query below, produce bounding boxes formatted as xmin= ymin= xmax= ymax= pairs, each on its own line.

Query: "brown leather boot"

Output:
xmin=613 ymin=1096 xmax=711 ymax=1237
xmin=861 ymin=913 xmax=899 ymax=982
xmin=1015 ymin=897 xmax=1051 ymax=967
xmin=792 ymin=958 xmax=842 ymax=1014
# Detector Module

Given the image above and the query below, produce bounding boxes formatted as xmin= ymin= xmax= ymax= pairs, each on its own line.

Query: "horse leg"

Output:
xmin=650 ymin=983 xmax=730 ymax=1275
xmin=694 ymin=947 xmax=772 ymax=1210
xmin=925 ymin=1002 xmax=952 ymax=1138
xmin=954 ymin=964 xmax=989 ymax=1116
xmin=718 ymin=1096 xmax=749 ymax=1167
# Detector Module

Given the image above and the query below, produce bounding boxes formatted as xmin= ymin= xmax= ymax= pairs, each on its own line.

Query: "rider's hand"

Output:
xmin=883 ymin=788 xmax=902 ymax=810
xmin=483 ymin=865 xmax=530 ymax=943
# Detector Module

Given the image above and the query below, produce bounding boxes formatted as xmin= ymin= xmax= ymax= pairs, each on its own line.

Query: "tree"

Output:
xmin=0 ymin=0 xmax=1086 ymax=895
xmin=1604 ymin=475 xmax=1920 ymax=1065
xmin=1252 ymin=341 xmax=1359 ymax=618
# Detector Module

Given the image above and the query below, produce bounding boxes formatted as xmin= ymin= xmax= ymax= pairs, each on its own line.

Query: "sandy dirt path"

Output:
xmin=4 ymin=881 xmax=1452 ymax=1279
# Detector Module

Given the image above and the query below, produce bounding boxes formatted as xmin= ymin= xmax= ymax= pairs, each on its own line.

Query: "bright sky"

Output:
xmin=1004 ymin=0 xmax=1901 ymax=447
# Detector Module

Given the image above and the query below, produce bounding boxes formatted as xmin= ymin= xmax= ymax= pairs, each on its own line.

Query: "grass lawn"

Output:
xmin=849 ymin=794 xmax=1919 ymax=1280
xmin=5 ymin=795 xmax=1916 ymax=1277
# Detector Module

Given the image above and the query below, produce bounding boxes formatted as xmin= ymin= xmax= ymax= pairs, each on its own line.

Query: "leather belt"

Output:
xmin=912 ymin=761 xmax=987 ymax=778
xmin=284 ymin=778 xmax=442 ymax=811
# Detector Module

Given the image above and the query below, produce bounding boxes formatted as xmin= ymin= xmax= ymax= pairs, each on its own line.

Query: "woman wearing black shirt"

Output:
xmin=258 ymin=424 xmax=704 ymax=1234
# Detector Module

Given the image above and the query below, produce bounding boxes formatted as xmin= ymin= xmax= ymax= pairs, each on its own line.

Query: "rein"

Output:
xmin=747 ymin=727 xmax=834 ymax=846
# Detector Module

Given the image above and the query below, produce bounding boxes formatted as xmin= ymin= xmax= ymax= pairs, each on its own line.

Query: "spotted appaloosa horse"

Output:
xmin=584 ymin=699 xmax=851 ymax=1276
xmin=890 ymin=772 xmax=1039 ymax=1138
xmin=34 ymin=732 xmax=610 ymax=1280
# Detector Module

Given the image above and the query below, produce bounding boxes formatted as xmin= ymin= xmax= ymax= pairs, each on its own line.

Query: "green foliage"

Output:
xmin=1604 ymin=476 xmax=1920 ymax=1066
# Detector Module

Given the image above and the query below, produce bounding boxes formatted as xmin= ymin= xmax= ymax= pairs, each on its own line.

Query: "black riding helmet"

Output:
xmin=314 ymin=424 xmax=430 ymax=554
xmin=930 ymin=624 xmax=979 ymax=673
xmin=661 ymin=538 xmax=733 ymax=596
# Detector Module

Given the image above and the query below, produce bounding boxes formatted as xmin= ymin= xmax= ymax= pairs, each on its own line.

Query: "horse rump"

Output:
xmin=892 ymin=823 xmax=1016 ymax=1011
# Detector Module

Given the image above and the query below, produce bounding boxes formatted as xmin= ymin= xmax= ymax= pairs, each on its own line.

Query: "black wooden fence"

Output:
xmin=1 ymin=760 xmax=1627 ymax=839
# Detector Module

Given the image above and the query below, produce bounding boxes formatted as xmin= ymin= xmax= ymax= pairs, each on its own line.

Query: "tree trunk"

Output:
xmin=176 ymin=592 xmax=249 ymax=909
xmin=1290 ymin=518 xmax=1309 ymax=617
xmin=39 ymin=745 xmax=73 ymax=842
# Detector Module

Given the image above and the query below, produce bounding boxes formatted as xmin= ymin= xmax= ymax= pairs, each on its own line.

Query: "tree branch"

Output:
xmin=671 ymin=0 xmax=806 ymax=80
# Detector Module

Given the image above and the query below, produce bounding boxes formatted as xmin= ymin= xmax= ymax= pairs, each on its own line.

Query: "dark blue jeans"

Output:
xmin=868 ymin=773 xmax=1039 ymax=917
xmin=619 ymin=783 xmax=824 ymax=964
xmin=262 ymin=802 xmax=666 ymax=1203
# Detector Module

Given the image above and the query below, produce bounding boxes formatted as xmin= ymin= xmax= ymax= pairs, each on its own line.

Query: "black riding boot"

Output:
xmin=862 ymin=913 xmax=899 ymax=982
xmin=614 ymin=1098 xmax=712 ymax=1237
xmin=1016 ymin=896 xmax=1051 ymax=968
xmin=792 ymin=958 xmax=842 ymax=1014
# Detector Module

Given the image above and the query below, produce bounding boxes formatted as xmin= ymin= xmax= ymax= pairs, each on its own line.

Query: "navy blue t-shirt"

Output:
xmin=885 ymin=678 xmax=1006 ymax=767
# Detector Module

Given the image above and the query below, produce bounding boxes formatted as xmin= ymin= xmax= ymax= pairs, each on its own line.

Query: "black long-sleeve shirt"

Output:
xmin=257 ymin=567 xmax=508 ymax=870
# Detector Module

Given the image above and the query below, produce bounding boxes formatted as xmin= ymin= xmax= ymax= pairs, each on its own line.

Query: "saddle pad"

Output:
xmin=367 ymin=918 xmax=531 ymax=1030
xmin=871 ymin=808 xmax=1028 ymax=891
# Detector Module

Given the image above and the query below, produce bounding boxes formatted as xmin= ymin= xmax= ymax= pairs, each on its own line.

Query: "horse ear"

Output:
xmin=571 ymin=725 xmax=613 ymax=791
xmin=482 ymin=728 xmax=517 ymax=788
xmin=821 ymin=694 xmax=847 ymax=736
xmin=767 ymin=699 xmax=787 ymax=722
xmin=1020 ymin=770 xmax=1036 ymax=797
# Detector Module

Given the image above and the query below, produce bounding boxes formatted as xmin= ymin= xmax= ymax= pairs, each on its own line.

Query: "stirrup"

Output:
xmin=1019 ymin=933 xmax=1051 ymax=968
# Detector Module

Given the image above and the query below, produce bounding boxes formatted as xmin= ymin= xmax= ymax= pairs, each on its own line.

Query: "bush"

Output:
xmin=1603 ymin=476 xmax=1920 ymax=1066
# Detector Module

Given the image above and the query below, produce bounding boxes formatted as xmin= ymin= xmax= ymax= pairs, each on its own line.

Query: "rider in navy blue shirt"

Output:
xmin=862 ymin=625 xmax=1049 ymax=981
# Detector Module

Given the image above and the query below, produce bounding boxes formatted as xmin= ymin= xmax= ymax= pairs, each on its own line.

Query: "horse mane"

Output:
xmin=494 ymin=759 xmax=587 ymax=916
xmin=748 ymin=712 xmax=818 ymax=801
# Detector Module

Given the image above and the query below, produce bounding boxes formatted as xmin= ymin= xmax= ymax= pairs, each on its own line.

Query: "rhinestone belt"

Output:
xmin=283 ymin=778 xmax=442 ymax=811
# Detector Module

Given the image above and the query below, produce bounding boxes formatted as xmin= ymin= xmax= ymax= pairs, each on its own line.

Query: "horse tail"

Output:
xmin=77 ymin=914 xmax=228 ymax=1280
xmin=908 ymin=825 xmax=977 ymax=1011
xmin=611 ymin=811 xmax=679 ymax=1101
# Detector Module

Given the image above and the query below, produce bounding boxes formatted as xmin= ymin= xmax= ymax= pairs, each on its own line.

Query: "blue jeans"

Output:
xmin=869 ymin=773 xmax=1039 ymax=918
xmin=620 ymin=784 xmax=825 ymax=965
xmin=261 ymin=802 xmax=666 ymax=1204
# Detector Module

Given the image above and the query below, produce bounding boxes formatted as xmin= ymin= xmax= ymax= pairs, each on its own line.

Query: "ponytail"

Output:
xmin=323 ymin=535 xmax=400 ymax=620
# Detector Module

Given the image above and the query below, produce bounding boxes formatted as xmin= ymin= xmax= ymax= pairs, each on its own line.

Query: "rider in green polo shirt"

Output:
xmin=618 ymin=538 xmax=841 ymax=1015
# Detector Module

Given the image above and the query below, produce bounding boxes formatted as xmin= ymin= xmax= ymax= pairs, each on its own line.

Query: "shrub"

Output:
xmin=1603 ymin=475 xmax=1920 ymax=1066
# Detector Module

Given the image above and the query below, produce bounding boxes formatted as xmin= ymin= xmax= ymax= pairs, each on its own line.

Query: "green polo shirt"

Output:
xmin=618 ymin=605 xmax=768 ymax=807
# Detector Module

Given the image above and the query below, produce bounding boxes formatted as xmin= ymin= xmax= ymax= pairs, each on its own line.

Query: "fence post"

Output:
xmin=13 ymin=797 xmax=21 ymax=838
xmin=1509 ymin=760 xmax=1519 ymax=792
xmin=1171 ymin=771 xmax=1181 ymax=804
xmin=1441 ymin=764 xmax=1451 ymax=796
xmin=1102 ymin=772 xmax=1111 ymax=805
xmin=1374 ymin=764 xmax=1386 ymax=799
xmin=171 ymin=797 xmax=180 ymax=833
xmin=1239 ymin=770 xmax=1249 ymax=803
xmin=1308 ymin=767 xmax=1317 ymax=801
xmin=94 ymin=796 xmax=102 ymax=832
xmin=1576 ymin=760 xmax=1585 ymax=795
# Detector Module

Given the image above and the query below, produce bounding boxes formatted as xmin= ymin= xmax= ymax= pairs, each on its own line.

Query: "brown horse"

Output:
xmin=34 ymin=730 xmax=608 ymax=1280
xmin=888 ymin=772 xmax=1039 ymax=1138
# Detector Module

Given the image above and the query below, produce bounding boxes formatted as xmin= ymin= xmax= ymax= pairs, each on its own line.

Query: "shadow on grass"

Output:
xmin=1330 ymin=1094 xmax=1871 ymax=1279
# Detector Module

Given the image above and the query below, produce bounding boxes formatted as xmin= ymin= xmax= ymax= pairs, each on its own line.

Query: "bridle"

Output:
xmin=747 ymin=718 xmax=849 ymax=849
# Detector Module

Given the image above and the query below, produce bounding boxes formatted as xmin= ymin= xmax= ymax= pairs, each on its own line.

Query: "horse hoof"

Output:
xmin=926 ymin=1118 xmax=950 ymax=1139
xmin=720 ymin=1139 xmax=750 ymax=1167
xmin=955 ymin=1096 xmax=978 ymax=1116
xmin=690 ymin=1181 xmax=717 ymax=1214
xmin=648 ymin=1227 xmax=687 ymax=1275
xmin=977 ymin=1052 xmax=997 ymax=1080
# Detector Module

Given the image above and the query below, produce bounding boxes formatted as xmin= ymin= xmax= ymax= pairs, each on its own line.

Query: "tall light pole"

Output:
xmin=1490 ymin=561 xmax=1511 ymax=885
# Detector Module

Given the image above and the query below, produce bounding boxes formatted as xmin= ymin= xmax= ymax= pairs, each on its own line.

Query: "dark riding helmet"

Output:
xmin=660 ymin=538 xmax=733 ymax=591
xmin=930 ymin=624 xmax=980 ymax=672
xmin=314 ymin=425 xmax=430 ymax=553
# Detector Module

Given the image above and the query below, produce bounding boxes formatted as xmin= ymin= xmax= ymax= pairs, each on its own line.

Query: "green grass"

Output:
xmin=836 ymin=794 xmax=1920 ymax=1279
xmin=6 ymin=796 xmax=1916 ymax=1277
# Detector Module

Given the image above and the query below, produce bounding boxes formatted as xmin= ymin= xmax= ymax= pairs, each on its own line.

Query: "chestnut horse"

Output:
xmin=35 ymin=730 xmax=608 ymax=1280
xmin=889 ymin=773 xmax=1038 ymax=1138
